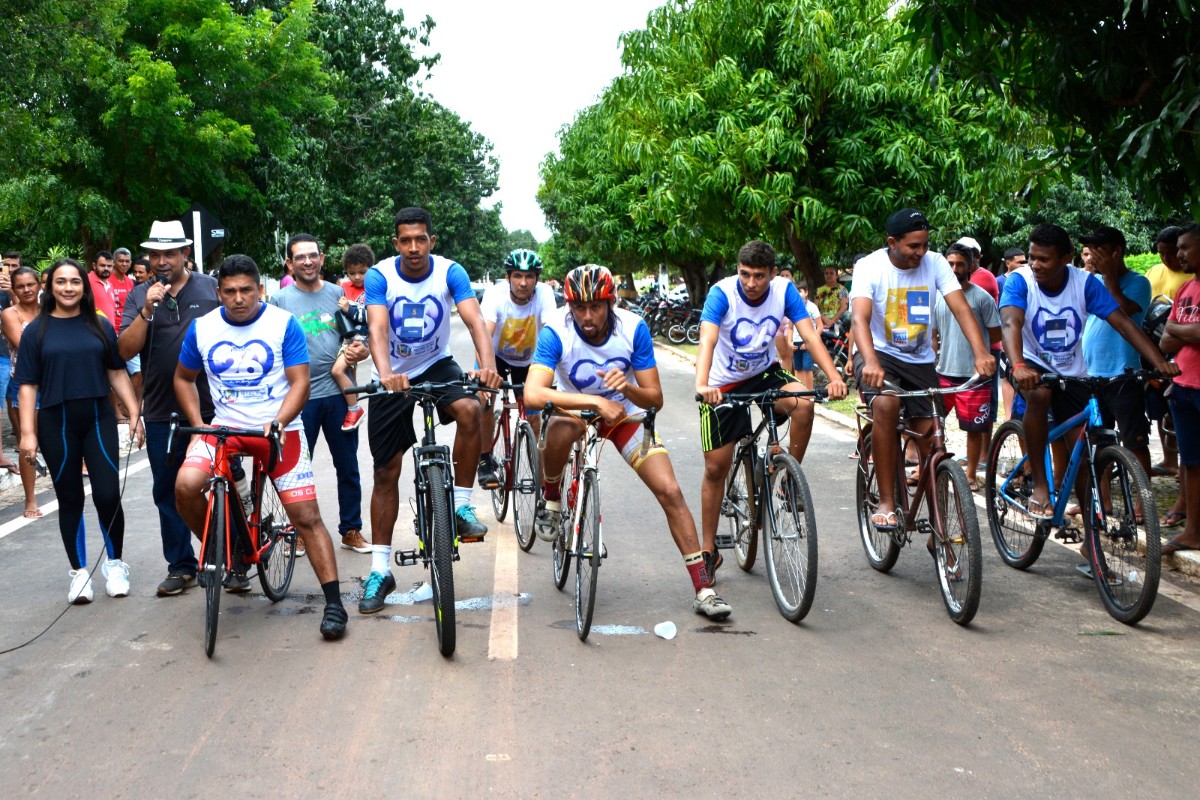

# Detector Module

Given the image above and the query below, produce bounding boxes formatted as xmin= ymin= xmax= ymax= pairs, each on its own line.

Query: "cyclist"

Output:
xmin=526 ymin=264 xmax=733 ymax=620
xmin=695 ymin=241 xmax=848 ymax=581
xmin=1000 ymin=224 xmax=1177 ymax=524
xmin=359 ymin=207 xmax=501 ymax=614
xmin=476 ymin=248 xmax=556 ymax=488
xmin=850 ymin=209 xmax=996 ymax=531
xmin=173 ymin=255 xmax=348 ymax=641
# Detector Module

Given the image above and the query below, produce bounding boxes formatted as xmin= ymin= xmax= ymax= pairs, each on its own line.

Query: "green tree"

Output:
xmin=904 ymin=1 xmax=1200 ymax=214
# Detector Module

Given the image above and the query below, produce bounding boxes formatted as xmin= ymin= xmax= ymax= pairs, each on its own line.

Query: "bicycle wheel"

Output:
xmin=855 ymin=432 xmax=901 ymax=572
xmin=490 ymin=407 xmax=510 ymax=522
xmin=552 ymin=454 xmax=578 ymax=590
xmin=667 ymin=323 xmax=687 ymax=344
xmin=1087 ymin=445 xmax=1161 ymax=624
xmin=426 ymin=464 xmax=457 ymax=657
xmin=256 ymin=475 xmax=297 ymax=602
xmin=201 ymin=484 xmax=226 ymax=658
xmin=575 ymin=472 xmax=601 ymax=640
xmin=764 ymin=454 xmax=818 ymax=623
xmin=687 ymin=323 xmax=700 ymax=345
xmin=724 ymin=442 xmax=758 ymax=571
xmin=511 ymin=421 xmax=540 ymax=552
xmin=984 ymin=419 xmax=1045 ymax=569
xmin=933 ymin=460 xmax=982 ymax=625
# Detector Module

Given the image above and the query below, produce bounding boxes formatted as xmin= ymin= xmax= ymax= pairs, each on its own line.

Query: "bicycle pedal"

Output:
xmin=1053 ymin=526 xmax=1083 ymax=544
xmin=713 ymin=533 xmax=734 ymax=549
xmin=394 ymin=549 xmax=420 ymax=567
xmin=460 ymin=533 xmax=486 ymax=544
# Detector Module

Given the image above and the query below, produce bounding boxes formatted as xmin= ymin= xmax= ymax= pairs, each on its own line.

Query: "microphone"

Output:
xmin=152 ymin=273 xmax=169 ymax=307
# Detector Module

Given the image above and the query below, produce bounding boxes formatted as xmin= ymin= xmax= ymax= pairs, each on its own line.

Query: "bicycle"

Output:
xmin=485 ymin=381 xmax=541 ymax=551
xmin=709 ymin=387 xmax=824 ymax=622
xmin=348 ymin=378 xmax=495 ymax=656
xmin=984 ymin=371 xmax=1162 ymax=624
xmin=539 ymin=404 xmax=657 ymax=641
xmin=166 ymin=417 xmax=298 ymax=658
xmin=854 ymin=377 xmax=985 ymax=625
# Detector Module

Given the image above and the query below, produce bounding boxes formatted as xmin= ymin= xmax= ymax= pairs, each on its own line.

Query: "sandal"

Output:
xmin=1159 ymin=511 xmax=1186 ymax=529
xmin=870 ymin=510 xmax=898 ymax=531
xmin=1027 ymin=498 xmax=1054 ymax=520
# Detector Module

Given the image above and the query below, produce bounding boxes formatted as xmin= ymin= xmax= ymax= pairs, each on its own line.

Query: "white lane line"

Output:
xmin=0 ymin=458 xmax=153 ymax=541
xmin=487 ymin=526 xmax=520 ymax=660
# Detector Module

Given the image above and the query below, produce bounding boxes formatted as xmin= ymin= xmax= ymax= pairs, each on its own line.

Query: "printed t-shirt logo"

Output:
xmin=726 ymin=315 xmax=779 ymax=373
xmin=883 ymin=287 xmax=930 ymax=353
xmin=389 ymin=295 xmax=444 ymax=343
xmin=1031 ymin=307 xmax=1082 ymax=366
xmin=498 ymin=316 xmax=537 ymax=360
xmin=569 ymin=357 xmax=631 ymax=398
xmin=208 ymin=340 xmax=274 ymax=387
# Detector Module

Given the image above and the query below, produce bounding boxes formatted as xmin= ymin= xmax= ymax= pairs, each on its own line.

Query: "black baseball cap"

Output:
xmin=1079 ymin=226 xmax=1127 ymax=249
xmin=885 ymin=208 xmax=930 ymax=238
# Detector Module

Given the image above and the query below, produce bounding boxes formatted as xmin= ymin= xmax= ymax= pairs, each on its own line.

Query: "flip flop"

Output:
xmin=1027 ymin=498 xmax=1054 ymax=520
xmin=1162 ymin=538 xmax=1200 ymax=555
xmin=0 ymin=462 xmax=19 ymax=475
xmin=1076 ymin=562 xmax=1123 ymax=585
xmin=871 ymin=511 xmax=898 ymax=531
xmin=1159 ymin=511 xmax=1186 ymax=529
xmin=1151 ymin=463 xmax=1178 ymax=477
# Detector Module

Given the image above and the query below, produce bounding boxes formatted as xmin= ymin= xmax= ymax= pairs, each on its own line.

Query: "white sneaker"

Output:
xmin=68 ymin=568 xmax=94 ymax=604
xmin=534 ymin=500 xmax=562 ymax=542
xmin=103 ymin=559 xmax=130 ymax=597
xmin=693 ymin=588 xmax=732 ymax=620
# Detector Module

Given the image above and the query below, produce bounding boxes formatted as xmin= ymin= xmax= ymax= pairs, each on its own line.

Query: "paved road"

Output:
xmin=2 ymin=322 xmax=1199 ymax=797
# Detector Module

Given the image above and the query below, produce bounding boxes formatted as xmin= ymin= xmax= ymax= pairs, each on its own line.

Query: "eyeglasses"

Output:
xmin=290 ymin=254 xmax=321 ymax=264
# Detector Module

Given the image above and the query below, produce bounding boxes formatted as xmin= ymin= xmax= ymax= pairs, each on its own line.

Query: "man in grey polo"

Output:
xmin=269 ymin=233 xmax=371 ymax=553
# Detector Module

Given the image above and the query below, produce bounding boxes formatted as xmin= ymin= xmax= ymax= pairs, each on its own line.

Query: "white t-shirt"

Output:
xmin=700 ymin=275 xmax=808 ymax=387
xmin=849 ymin=247 xmax=960 ymax=364
xmin=479 ymin=282 xmax=556 ymax=367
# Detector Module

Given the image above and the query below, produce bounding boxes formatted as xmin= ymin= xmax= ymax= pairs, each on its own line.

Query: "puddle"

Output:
xmin=691 ymin=625 xmax=756 ymax=635
xmin=550 ymin=620 xmax=646 ymax=635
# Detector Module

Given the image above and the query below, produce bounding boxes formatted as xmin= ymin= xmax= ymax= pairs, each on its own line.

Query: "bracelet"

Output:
xmin=1012 ymin=362 xmax=1026 ymax=370
xmin=140 ymin=310 xmax=152 ymax=321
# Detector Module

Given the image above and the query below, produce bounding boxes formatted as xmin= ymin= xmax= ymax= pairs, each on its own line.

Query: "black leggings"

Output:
xmin=37 ymin=398 xmax=125 ymax=570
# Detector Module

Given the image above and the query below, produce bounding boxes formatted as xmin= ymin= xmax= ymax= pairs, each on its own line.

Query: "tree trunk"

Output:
xmin=678 ymin=258 xmax=721 ymax=308
xmin=782 ymin=215 xmax=821 ymax=290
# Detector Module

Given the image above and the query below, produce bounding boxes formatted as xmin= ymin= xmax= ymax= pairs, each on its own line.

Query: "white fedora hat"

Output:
xmin=141 ymin=219 xmax=193 ymax=251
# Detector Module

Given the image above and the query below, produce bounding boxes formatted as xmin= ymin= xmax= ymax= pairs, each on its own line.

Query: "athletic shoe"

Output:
xmin=340 ymin=529 xmax=370 ymax=553
xmin=476 ymin=454 xmax=501 ymax=490
xmin=285 ymin=532 xmax=307 ymax=558
xmin=156 ymin=572 xmax=196 ymax=596
xmin=693 ymin=588 xmax=732 ymax=620
xmin=320 ymin=603 xmax=348 ymax=640
xmin=455 ymin=505 xmax=488 ymax=539
xmin=359 ymin=571 xmax=396 ymax=614
xmin=223 ymin=571 xmax=252 ymax=594
xmin=341 ymin=406 xmax=365 ymax=432
xmin=534 ymin=500 xmax=561 ymax=542
xmin=68 ymin=568 xmax=94 ymax=604
xmin=702 ymin=550 xmax=723 ymax=588
xmin=102 ymin=559 xmax=130 ymax=598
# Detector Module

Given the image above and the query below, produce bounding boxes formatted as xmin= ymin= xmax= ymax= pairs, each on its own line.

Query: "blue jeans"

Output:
xmin=301 ymin=393 xmax=362 ymax=535
xmin=145 ymin=420 xmax=198 ymax=577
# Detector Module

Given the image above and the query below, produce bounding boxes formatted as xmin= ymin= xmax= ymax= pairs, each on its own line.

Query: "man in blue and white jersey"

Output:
xmin=359 ymin=207 xmax=501 ymax=614
xmin=174 ymin=255 xmax=348 ymax=641
xmin=525 ymin=264 xmax=733 ymax=620
xmin=694 ymin=240 xmax=847 ymax=583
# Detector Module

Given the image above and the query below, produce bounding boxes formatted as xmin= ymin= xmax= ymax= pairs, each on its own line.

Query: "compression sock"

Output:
xmin=370 ymin=544 xmax=391 ymax=575
xmin=453 ymin=486 xmax=473 ymax=509
xmin=684 ymin=552 xmax=710 ymax=593
xmin=542 ymin=469 xmax=563 ymax=502
xmin=321 ymin=580 xmax=342 ymax=606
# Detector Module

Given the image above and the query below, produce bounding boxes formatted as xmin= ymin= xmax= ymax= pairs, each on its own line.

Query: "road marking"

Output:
xmin=0 ymin=458 xmax=152 ymax=541
xmin=488 ymin=526 xmax=520 ymax=660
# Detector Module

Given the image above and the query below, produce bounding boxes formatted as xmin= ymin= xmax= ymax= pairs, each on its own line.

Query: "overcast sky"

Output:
xmin=392 ymin=1 xmax=663 ymax=241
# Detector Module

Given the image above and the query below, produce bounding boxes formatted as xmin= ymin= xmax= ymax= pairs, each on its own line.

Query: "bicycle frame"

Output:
xmin=492 ymin=384 xmax=528 ymax=491
xmin=409 ymin=391 xmax=459 ymax=562
xmin=733 ymin=399 xmax=790 ymax=534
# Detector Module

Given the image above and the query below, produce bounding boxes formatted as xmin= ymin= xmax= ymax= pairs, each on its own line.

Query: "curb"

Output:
xmin=653 ymin=340 xmax=1200 ymax=581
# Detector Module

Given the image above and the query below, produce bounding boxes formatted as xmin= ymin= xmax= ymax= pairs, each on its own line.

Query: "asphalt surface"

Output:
xmin=2 ymin=323 xmax=1199 ymax=798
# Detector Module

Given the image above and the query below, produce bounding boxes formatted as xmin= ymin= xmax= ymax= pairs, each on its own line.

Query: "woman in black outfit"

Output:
xmin=16 ymin=258 xmax=141 ymax=604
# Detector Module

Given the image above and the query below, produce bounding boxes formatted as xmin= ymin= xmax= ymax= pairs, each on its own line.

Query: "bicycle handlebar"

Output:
xmin=541 ymin=402 xmax=659 ymax=456
xmin=343 ymin=379 xmax=499 ymax=397
xmin=1036 ymin=369 xmax=1161 ymax=391
xmin=869 ymin=373 xmax=988 ymax=399
xmin=166 ymin=413 xmax=283 ymax=470
xmin=695 ymin=387 xmax=828 ymax=407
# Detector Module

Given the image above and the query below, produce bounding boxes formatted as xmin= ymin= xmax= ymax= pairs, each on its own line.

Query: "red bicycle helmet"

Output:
xmin=563 ymin=264 xmax=616 ymax=303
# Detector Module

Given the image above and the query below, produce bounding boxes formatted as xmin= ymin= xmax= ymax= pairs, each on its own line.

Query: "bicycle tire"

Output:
xmin=984 ymin=419 xmax=1045 ymax=569
xmin=1087 ymin=445 xmax=1161 ymax=624
xmin=552 ymin=453 xmax=578 ymax=590
xmin=764 ymin=454 xmax=818 ymax=623
xmin=511 ymin=421 xmax=540 ymax=552
xmin=256 ymin=474 xmax=296 ymax=602
xmin=490 ymin=407 xmax=510 ymax=522
xmin=426 ymin=463 xmax=457 ymax=657
xmin=724 ymin=442 xmax=758 ymax=571
xmin=202 ymin=483 xmax=226 ymax=658
xmin=687 ymin=323 xmax=700 ymax=345
xmin=856 ymin=432 xmax=901 ymax=572
xmin=575 ymin=472 xmax=601 ymax=640
xmin=933 ymin=460 xmax=982 ymax=625
xmin=667 ymin=324 xmax=687 ymax=345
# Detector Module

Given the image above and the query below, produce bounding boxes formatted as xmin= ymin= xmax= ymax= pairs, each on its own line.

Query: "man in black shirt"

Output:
xmin=118 ymin=220 xmax=220 ymax=596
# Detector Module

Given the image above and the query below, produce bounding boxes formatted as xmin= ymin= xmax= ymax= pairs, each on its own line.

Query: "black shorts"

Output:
xmin=853 ymin=351 xmax=938 ymax=419
xmin=1097 ymin=379 xmax=1150 ymax=449
xmin=1009 ymin=363 xmax=1089 ymax=427
xmin=495 ymin=356 xmax=530 ymax=390
xmin=367 ymin=357 xmax=478 ymax=470
xmin=698 ymin=363 xmax=796 ymax=452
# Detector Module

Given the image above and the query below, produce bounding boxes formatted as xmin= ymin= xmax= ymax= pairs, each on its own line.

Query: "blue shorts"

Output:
xmin=792 ymin=348 xmax=814 ymax=372
xmin=1169 ymin=384 xmax=1200 ymax=467
xmin=0 ymin=357 xmax=10 ymax=407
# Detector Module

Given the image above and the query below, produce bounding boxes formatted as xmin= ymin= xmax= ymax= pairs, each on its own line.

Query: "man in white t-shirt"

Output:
xmin=476 ymin=248 xmax=555 ymax=488
xmin=850 ymin=209 xmax=995 ymax=531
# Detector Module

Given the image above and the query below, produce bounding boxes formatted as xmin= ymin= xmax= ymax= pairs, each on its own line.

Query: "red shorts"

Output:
xmin=182 ymin=429 xmax=316 ymax=504
xmin=939 ymin=374 xmax=996 ymax=433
